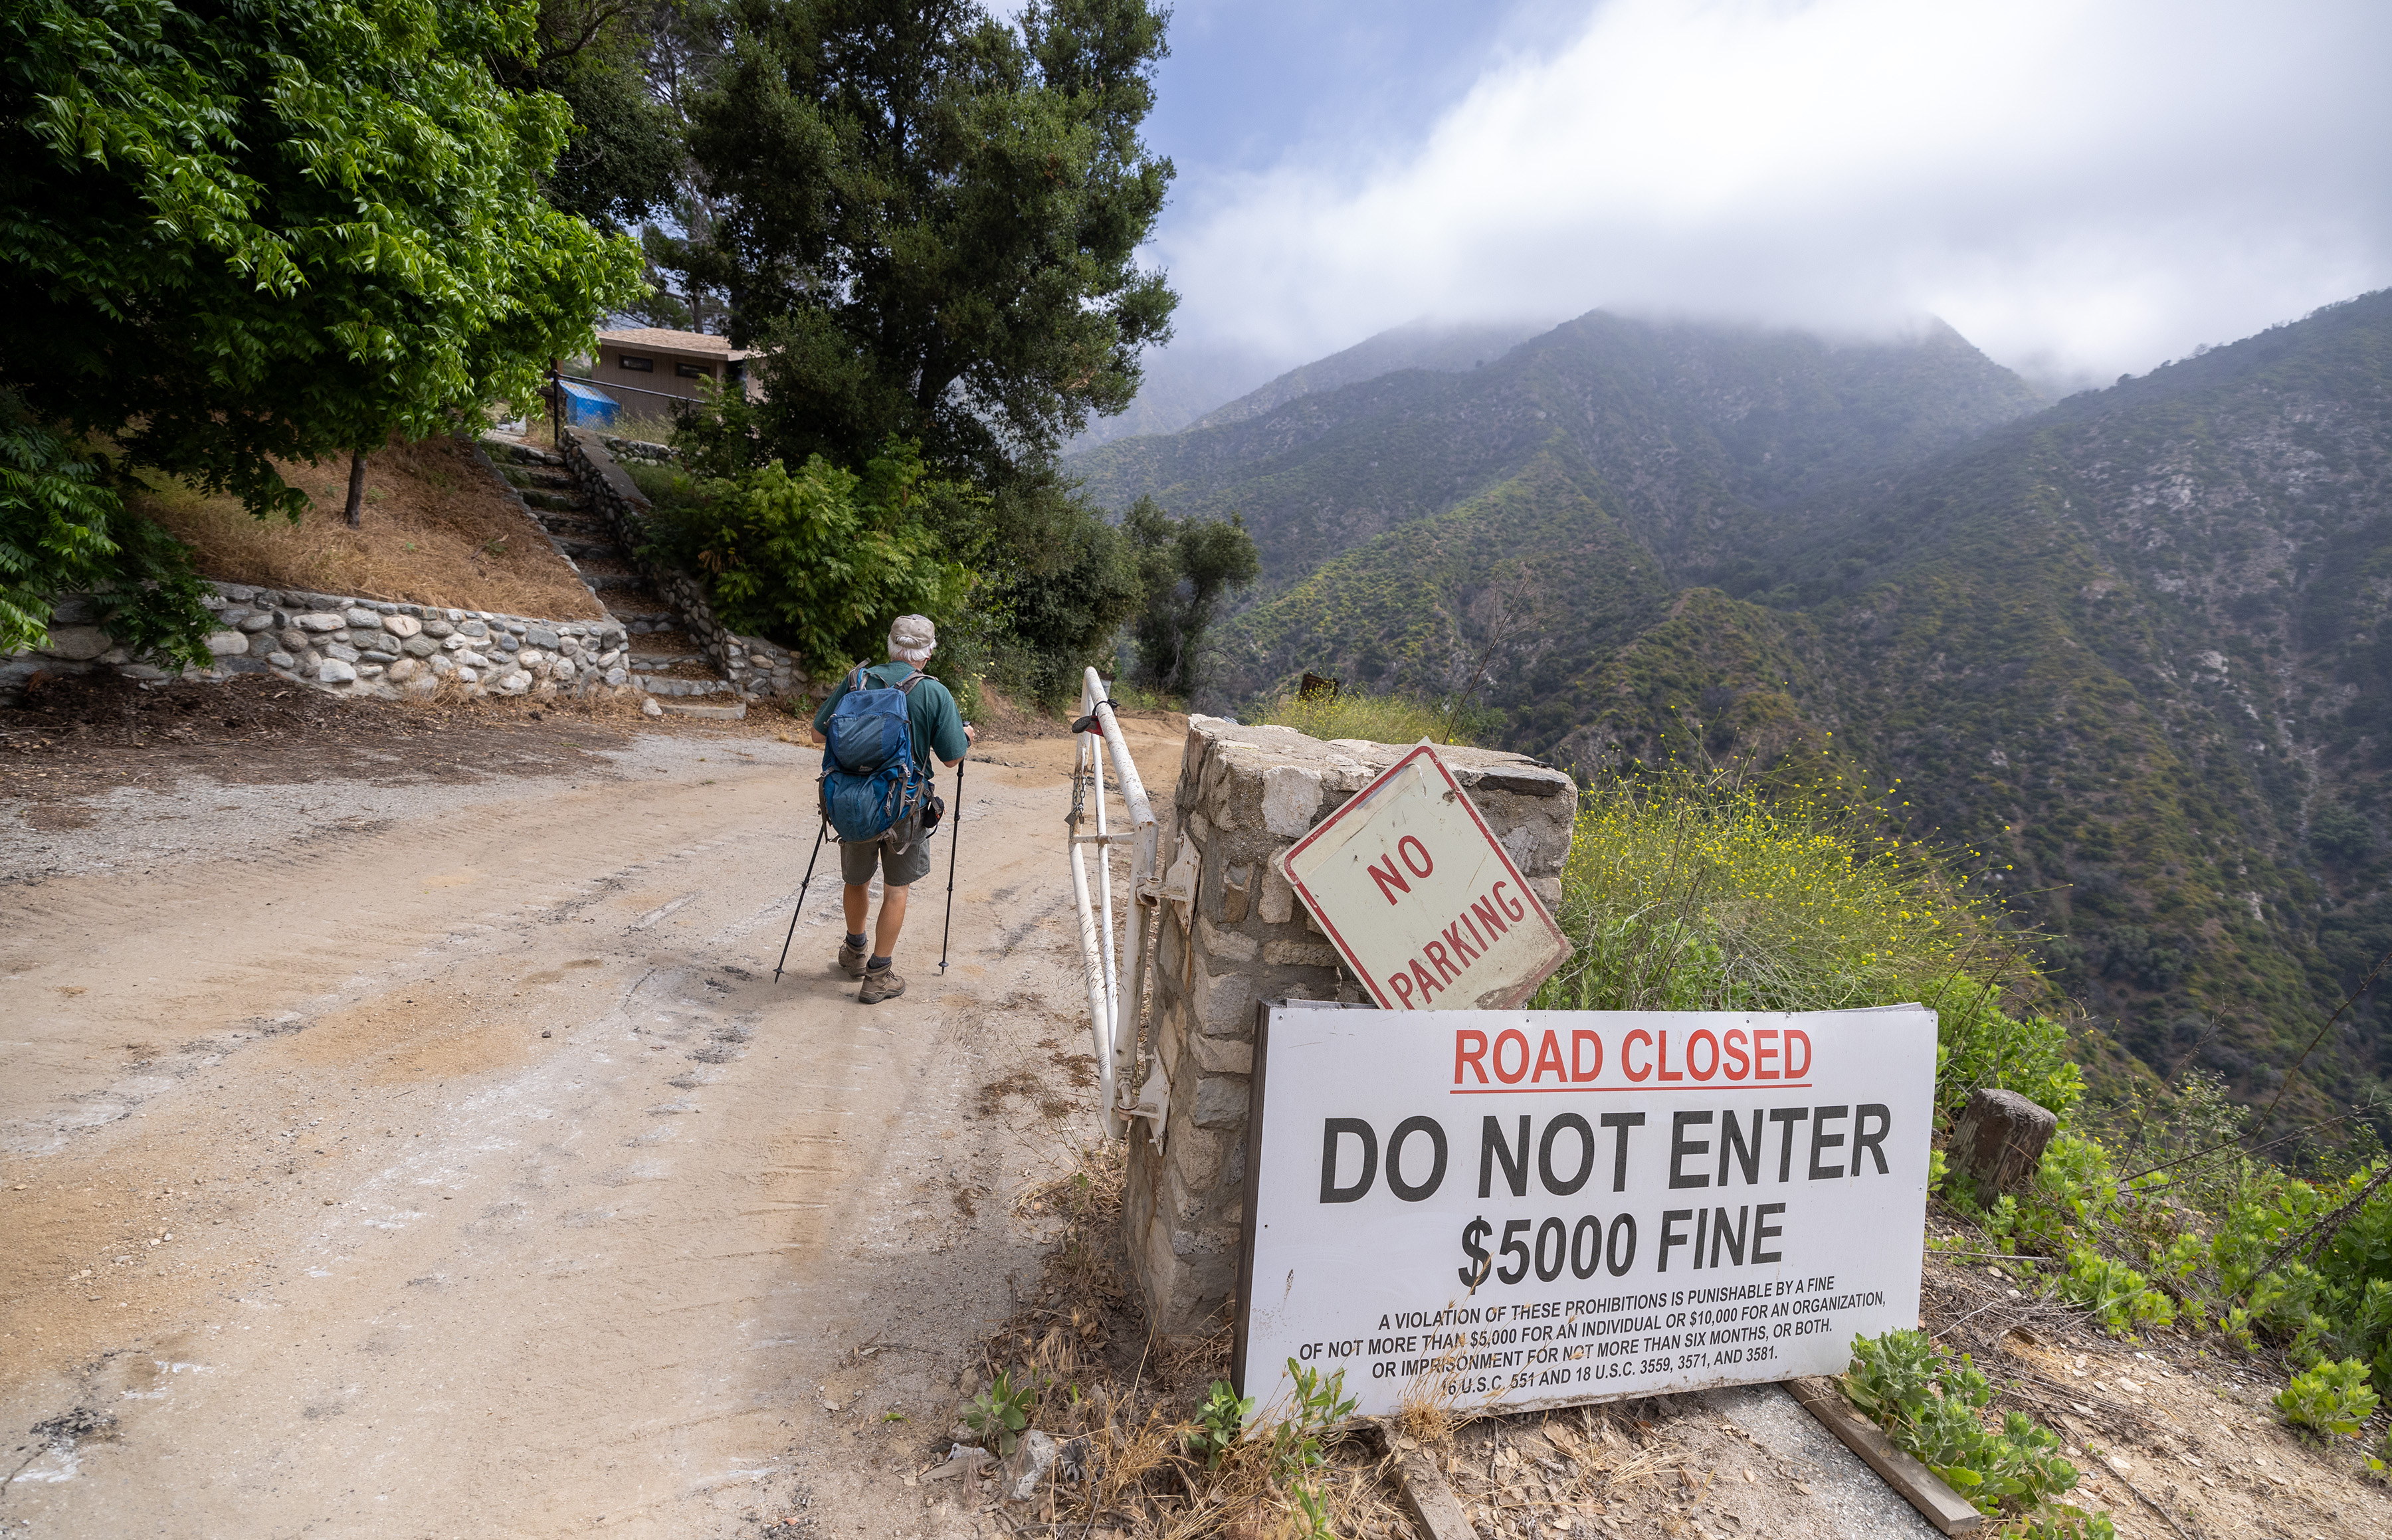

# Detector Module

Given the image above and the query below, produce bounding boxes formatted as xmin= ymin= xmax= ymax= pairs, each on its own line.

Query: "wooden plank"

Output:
xmin=1373 ymin=1428 xmax=1474 ymax=1540
xmin=1784 ymin=1377 xmax=1985 ymax=1536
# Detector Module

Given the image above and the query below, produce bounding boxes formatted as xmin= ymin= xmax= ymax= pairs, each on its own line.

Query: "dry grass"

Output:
xmin=967 ymin=1141 xmax=1421 ymax=1539
xmin=130 ymin=434 xmax=607 ymax=621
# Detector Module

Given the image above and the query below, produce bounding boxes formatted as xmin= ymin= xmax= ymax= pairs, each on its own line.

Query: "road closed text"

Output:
xmin=1451 ymin=1024 xmax=1816 ymax=1087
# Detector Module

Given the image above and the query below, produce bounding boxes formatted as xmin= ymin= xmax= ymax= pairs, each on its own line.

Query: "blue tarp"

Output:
xmin=557 ymin=378 xmax=620 ymax=427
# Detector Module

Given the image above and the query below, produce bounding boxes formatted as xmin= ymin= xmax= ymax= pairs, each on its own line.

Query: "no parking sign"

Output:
xmin=1278 ymin=744 xmax=1571 ymax=1011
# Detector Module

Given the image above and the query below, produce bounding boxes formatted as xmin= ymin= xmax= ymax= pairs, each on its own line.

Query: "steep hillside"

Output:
xmin=1230 ymin=294 xmax=2392 ymax=1121
xmin=1745 ymin=293 xmax=2392 ymax=1124
xmin=1068 ymin=311 xmax=2046 ymax=602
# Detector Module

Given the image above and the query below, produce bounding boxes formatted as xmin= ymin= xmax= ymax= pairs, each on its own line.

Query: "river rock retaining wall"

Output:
xmin=2 ymin=582 xmax=634 ymax=704
xmin=556 ymin=431 xmax=814 ymax=703
xmin=1124 ymin=716 xmax=1579 ymax=1336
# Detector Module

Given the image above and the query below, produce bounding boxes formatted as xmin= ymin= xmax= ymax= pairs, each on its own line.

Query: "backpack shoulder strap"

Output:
xmin=848 ymin=664 xmax=872 ymax=692
xmin=895 ymin=671 xmax=928 ymax=696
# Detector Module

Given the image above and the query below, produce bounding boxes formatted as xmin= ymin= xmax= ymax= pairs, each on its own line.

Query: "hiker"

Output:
xmin=811 ymin=615 xmax=973 ymax=1003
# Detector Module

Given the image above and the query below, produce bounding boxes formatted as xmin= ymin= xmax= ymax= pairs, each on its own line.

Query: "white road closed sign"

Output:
xmin=1278 ymin=744 xmax=1571 ymax=1011
xmin=1232 ymin=1003 xmax=1936 ymax=1421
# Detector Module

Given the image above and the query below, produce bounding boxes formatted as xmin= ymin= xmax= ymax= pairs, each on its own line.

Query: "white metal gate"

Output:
xmin=1066 ymin=668 xmax=1166 ymax=1143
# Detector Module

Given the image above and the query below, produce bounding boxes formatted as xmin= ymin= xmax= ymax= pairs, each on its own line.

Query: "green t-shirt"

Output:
xmin=812 ymin=660 xmax=969 ymax=767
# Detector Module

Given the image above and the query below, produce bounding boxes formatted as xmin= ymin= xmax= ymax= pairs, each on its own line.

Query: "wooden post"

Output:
xmin=1948 ymin=1088 xmax=2056 ymax=1197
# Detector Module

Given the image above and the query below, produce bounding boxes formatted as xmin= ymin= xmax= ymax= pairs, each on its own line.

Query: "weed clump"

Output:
xmin=1256 ymin=687 xmax=1490 ymax=746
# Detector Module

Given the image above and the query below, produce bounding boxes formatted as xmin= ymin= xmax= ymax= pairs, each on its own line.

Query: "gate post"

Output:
xmin=1123 ymin=716 xmax=1578 ymax=1335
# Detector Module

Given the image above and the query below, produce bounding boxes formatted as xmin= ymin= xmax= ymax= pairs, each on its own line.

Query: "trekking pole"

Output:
xmin=937 ymin=733 xmax=969 ymax=973
xmin=773 ymin=818 xmax=831 ymax=983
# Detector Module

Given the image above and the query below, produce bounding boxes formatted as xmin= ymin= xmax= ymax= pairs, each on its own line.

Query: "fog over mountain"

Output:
xmin=1092 ymin=0 xmax=2391 ymax=429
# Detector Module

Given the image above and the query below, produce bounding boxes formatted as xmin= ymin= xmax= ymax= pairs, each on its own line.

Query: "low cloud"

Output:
xmin=1154 ymin=0 xmax=2392 ymax=386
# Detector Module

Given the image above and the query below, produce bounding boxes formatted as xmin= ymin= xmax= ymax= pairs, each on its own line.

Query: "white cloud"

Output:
xmin=1155 ymin=0 xmax=2392 ymax=385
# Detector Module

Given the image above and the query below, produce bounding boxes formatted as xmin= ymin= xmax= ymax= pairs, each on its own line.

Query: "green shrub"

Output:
xmin=2276 ymin=1357 xmax=2381 ymax=1438
xmin=645 ymin=438 xmax=971 ymax=674
xmin=1930 ymin=983 xmax=2086 ymax=1124
xmin=2053 ymin=1248 xmax=2176 ymax=1335
xmin=1843 ymin=1331 xmax=2098 ymax=1523
xmin=1530 ymin=770 xmax=2062 ymax=1132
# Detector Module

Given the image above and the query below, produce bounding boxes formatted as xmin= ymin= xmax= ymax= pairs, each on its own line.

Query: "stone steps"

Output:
xmin=479 ymin=434 xmax=751 ymax=712
xmin=637 ymin=675 xmax=740 ymax=698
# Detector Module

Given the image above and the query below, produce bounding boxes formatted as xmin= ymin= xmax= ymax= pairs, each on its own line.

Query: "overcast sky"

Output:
xmin=1083 ymin=0 xmax=2392 ymax=396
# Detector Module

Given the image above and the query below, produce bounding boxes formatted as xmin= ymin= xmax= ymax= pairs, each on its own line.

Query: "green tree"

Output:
xmin=979 ymin=473 xmax=1144 ymax=702
xmin=1 ymin=395 xmax=211 ymax=665
xmin=496 ymin=0 xmax=690 ymax=233
xmin=684 ymin=0 xmax=1177 ymax=486
xmin=1 ymin=0 xmax=647 ymax=563
xmin=1125 ymin=496 xmax=1258 ymax=699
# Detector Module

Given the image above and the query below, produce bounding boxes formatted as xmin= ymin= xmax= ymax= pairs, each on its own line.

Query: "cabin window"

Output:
xmin=676 ymin=361 xmax=712 ymax=380
xmin=618 ymin=355 xmax=654 ymax=372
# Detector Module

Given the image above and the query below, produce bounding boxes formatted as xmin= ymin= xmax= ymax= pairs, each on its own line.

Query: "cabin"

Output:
xmin=589 ymin=328 xmax=758 ymax=407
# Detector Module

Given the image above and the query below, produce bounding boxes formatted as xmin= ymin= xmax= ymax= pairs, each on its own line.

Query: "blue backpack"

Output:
xmin=819 ymin=666 xmax=930 ymax=842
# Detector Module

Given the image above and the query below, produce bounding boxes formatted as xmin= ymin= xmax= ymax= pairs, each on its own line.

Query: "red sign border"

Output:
xmin=1276 ymin=743 xmax=1571 ymax=1011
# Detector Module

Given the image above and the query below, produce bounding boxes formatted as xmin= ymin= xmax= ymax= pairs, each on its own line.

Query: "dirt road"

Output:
xmin=1 ymin=698 xmax=1182 ymax=1538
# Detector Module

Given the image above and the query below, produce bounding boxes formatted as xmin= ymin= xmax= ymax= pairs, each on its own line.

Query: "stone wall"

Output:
xmin=1124 ymin=716 xmax=1579 ymax=1335
xmin=1 ymin=582 xmax=633 ymax=704
xmin=556 ymin=431 xmax=814 ymax=703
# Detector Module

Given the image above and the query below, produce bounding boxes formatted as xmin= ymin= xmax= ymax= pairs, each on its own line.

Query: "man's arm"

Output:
xmin=940 ymin=723 xmax=977 ymax=767
xmin=926 ymin=682 xmax=973 ymax=765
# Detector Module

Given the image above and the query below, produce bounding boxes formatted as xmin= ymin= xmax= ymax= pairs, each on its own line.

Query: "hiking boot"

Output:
xmin=858 ymin=965 xmax=906 ymax=1005
xmin=836 ymin=939 xmax=869 ymax=977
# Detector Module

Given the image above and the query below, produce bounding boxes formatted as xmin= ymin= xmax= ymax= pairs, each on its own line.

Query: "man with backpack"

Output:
xmin=811 ymin=615 xmax=974 ymax=1003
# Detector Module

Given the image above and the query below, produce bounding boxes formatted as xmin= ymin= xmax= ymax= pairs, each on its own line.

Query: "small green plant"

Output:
xmin=961 ymin=1368 xmax=1039 ymax=1456
xmin=2020 ymin=1501 xmax=2118 ymax=1539
xmin=1266 ymin=1359 xmax=1357 ymax=1480
xmin=1843 ymin=1331 xmax=2094 ymax=1520
xmin=1260 ymin=1359 xmax=1357 ymax=1533
xmin=1189 ymin=1380 xmax=1254 ymax=1468
xmin=2053 ymin=1248 xmax=2176 ymax=1335
xmin=2276 ymin=1357 xmax=2381 ymax=1439
xmin=1290 ymin=1480 xmax=1335 ymax=1539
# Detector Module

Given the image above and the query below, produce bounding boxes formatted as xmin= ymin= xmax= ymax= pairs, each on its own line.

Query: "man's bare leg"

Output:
xmin=872 ymin=884 xmax=910 ymax=959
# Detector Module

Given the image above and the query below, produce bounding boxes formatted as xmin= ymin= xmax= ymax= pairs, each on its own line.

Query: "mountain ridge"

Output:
xmin=1168 ymin=291 xmax=2392 ymax=1122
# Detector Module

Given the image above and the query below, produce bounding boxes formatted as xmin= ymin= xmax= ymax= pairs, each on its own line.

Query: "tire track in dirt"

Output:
xmin=2 ymin=715 xmax=1175 ymax=1537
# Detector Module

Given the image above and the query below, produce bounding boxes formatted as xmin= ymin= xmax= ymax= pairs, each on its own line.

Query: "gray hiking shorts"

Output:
xmin=840 ymin=813 xmax=933 ymax=888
